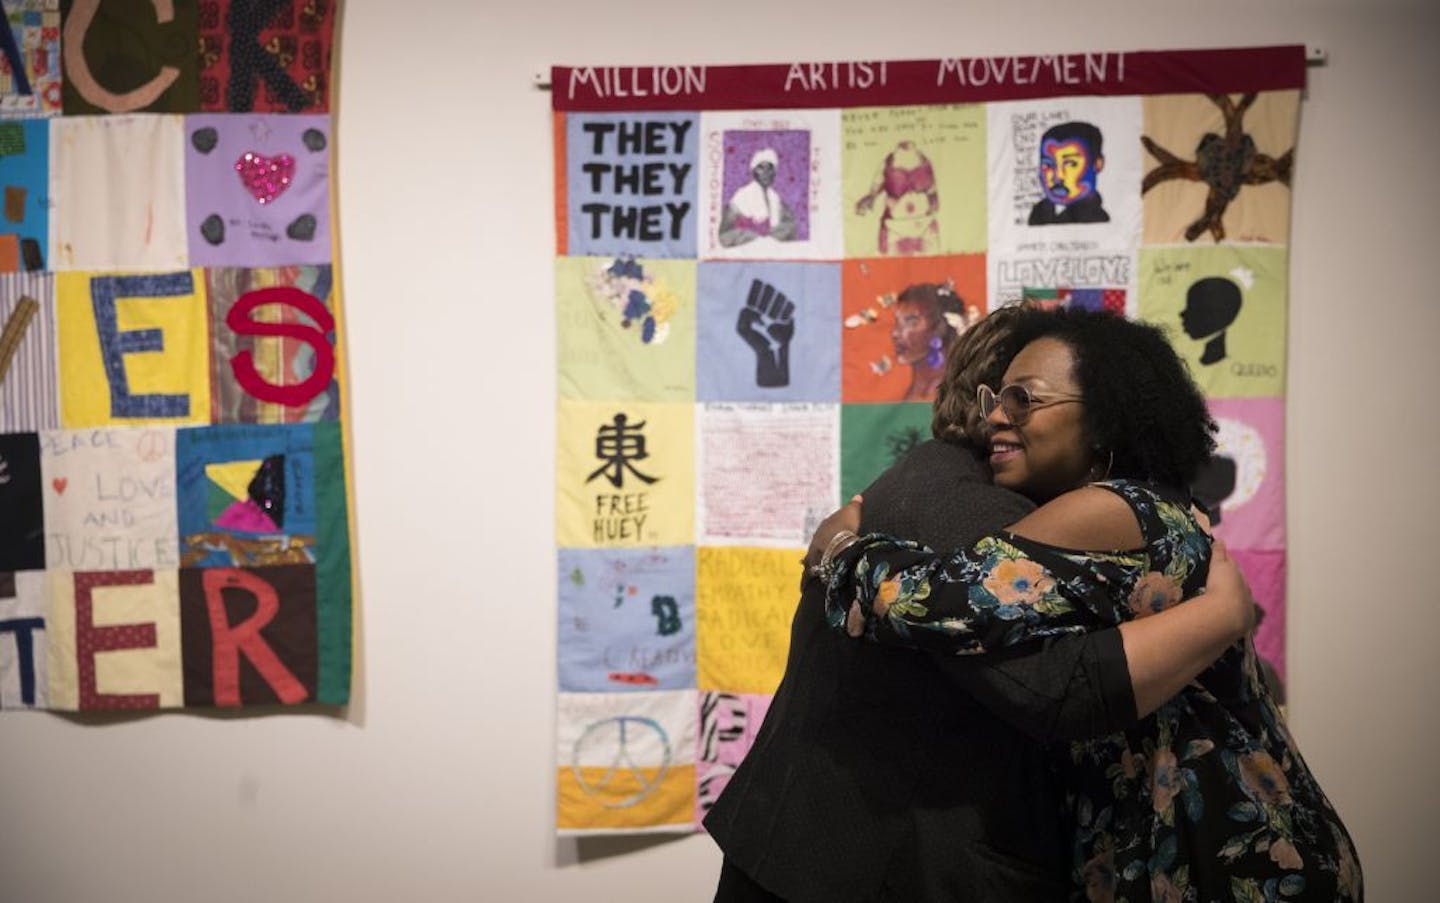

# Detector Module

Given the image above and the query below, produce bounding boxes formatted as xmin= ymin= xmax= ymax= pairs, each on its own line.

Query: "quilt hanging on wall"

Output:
xmin=552 ymin=46 xmax=1304 ymax=833
xmin=0 ymin=1 xmax=352 ymax=712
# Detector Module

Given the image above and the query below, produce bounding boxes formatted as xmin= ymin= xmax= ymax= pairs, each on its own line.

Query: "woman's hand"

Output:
xmin=1205 ymin=539 xmax=1258 ymax=637
xmin=804 ymin=495 xmax=863 ymax=572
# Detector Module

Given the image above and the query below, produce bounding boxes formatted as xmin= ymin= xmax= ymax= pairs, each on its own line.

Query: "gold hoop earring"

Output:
xmin=1091 ymin=448 xmax=1114 ymax=482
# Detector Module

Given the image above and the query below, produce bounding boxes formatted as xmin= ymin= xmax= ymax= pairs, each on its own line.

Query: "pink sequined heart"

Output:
xmin=235 ymin=151 xmax=295 ymax=205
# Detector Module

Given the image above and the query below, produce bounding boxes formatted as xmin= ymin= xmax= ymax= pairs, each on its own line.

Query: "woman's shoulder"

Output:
xmin=1091 ymin=480 xmax=1211 ymax=578
xmin=1005 ymin=484 xmax=1145 ymax=554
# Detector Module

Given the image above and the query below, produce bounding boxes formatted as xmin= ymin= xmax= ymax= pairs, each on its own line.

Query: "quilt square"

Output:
xmin=0 ymin=1 xmax=61 ymax=118
xmin=45 ymin=568 xmax=184 ymax=711
xmin=1142 ymin=92 xmax=1300 ymax=245
xmin=206 ymin=265 xmax=341 ymax=423
xmin=556 ymin=689 xmax=698 ymax=833
xmin=179 ymin=563 xmax=319 ymax=707
xmin=185 ymin=113 xmax=332 ymax=267
xmin=695 ymin=546 xmax=797 ymax=696
xmin=0 ymin=431 xmax=45 ymax=570
xmin=60 ymin=0 xmax=199 ymax=114
xmin=50 ymin=115 xmax=189 ymax=270
xmin=842 ymin=104 xmax=987 ymax=258
xmin=987 ymin=96 xmax=1142 ymax=248
xmin=564 ymin=112 xmax=699 ymax=259
xmin=1137 ymin=245 xmax=1288 ymax=398
xmin=696 ymin=402 xmax=838 ymax=548
xmin=557 ymin=400 xmax=694 ymax=548
xmin=40 ymin=427 xmax=179 ymax=572
xmin=0 ymin=119 xmax=49 ymax=271
xmin=56 ymin=270 xmax=211 ymax=428
xmin=695 ymin=261 xmax=841 ymax=404
xmin=0 ymin=275 xmax=59 ymax=431
xmin=697 ymin=109 xmax=841 ymax=260
xmin=841 ymin=255 xmax=985 ymax=404
xmin=197 ymin=0 xmax=334 ymax=113
xmin=556 ymin=256 xmax=696 ymax=403
xmin=557 ymin=546 xmax=696 ymax=693
xmin=175 ymin=423 xmax=321 ymax=569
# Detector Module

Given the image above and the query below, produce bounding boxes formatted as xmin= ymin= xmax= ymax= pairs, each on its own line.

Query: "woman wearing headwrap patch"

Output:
xmin=719 ymin=148 xmax=798 ymax=247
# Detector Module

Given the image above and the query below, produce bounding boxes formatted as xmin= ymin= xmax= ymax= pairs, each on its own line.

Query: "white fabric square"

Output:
xmin=50 ymin=115 xmax=188 ymax=271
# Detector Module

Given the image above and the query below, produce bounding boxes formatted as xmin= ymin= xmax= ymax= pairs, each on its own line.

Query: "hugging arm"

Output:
xmin=934 ymin=543 xmax=1252 ymax=736
xmin=975 ymin=487 xmax=1253 ymax=717
xmin=823 ymin=530 xmax=1093 ymax=651
xmin=821 ymin=489 xmax=1253 ymax=722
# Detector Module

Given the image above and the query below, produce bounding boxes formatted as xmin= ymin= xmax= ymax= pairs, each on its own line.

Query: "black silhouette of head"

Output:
xmin=1181 ymin=277 xmax=1243 ymax=366
xmin=1180 ymin=277 xmax=1242 ymax=339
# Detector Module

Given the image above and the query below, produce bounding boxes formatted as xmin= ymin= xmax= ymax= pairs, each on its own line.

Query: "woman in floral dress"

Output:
xmin=816 ymin=308 xmax=1361 ymax=901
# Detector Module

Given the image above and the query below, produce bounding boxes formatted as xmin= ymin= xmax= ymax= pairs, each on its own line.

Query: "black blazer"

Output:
xmin=704 ymin=441 xmax=1136 ymax=902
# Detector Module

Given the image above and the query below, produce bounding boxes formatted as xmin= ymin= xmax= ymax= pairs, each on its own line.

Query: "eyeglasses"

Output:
xmin=977 ymin=383 xmax=1084 ymax=425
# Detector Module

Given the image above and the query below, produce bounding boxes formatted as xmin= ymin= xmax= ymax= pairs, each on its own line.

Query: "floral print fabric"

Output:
xmin=826 ymin=480 xmax=1361 ymax=901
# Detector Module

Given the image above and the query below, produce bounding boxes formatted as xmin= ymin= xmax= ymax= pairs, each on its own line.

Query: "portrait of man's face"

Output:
xmin=1039 ymin=137 xmax=1101 ymax=204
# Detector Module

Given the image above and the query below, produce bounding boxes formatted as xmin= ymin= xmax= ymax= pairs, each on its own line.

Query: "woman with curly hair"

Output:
xmin=812 ymin=307 xmax=1362 ymax=901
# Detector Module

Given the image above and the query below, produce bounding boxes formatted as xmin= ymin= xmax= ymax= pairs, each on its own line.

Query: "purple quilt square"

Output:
xmin=185 ymin=114 xmax=331 ymax=267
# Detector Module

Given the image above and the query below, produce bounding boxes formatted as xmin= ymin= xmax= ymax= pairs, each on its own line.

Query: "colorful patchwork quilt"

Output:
xmin=551 ymin=46 xmax=1304 ymax=832
xmin=0 ymin=0 xmax=351 ymax=712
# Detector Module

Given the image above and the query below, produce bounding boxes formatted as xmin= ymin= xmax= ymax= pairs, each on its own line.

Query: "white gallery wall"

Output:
xmin=1 ymin=1 xmax=1436 ymax=900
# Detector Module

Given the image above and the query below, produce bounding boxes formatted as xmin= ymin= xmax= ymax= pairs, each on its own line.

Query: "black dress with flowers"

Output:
xmin=826 ymin=480 xmax=1362 ymax=902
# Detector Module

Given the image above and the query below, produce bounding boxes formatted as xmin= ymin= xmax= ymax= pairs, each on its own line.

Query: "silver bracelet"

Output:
xmin=810 ymin=529 xmax=859 ymax=582
xmin=822 ymin=529 xmax=859 ymax=566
